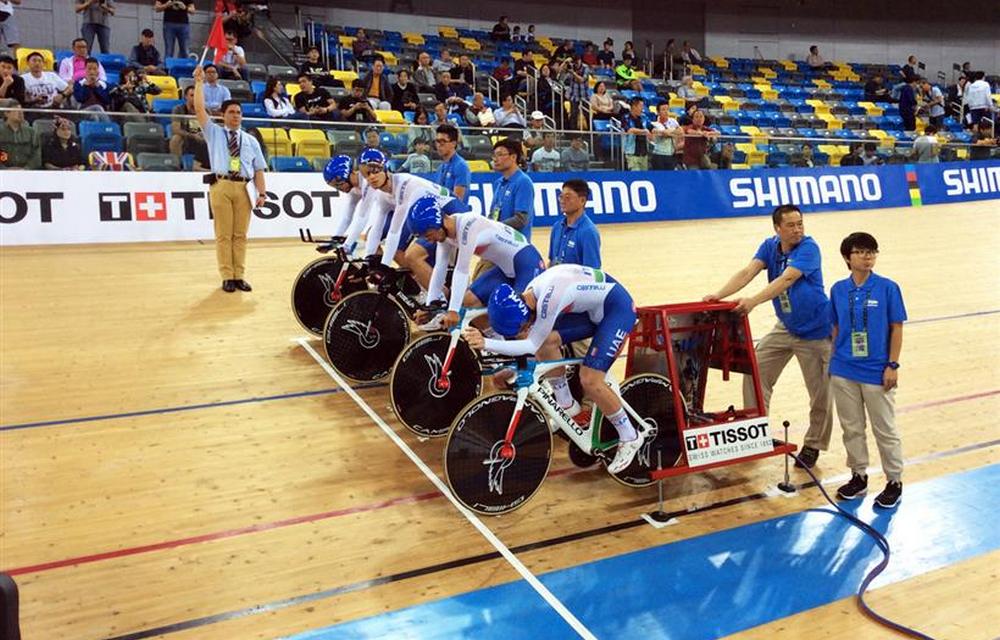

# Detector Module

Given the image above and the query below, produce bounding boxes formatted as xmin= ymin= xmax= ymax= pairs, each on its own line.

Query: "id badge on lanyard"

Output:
xmin=851 ymin=331 xmax=869 ymax=357
xmin=229 ymin=156 xmax=242 ymax=173
xmin=778 ymin=291 xmax=792 ymax=314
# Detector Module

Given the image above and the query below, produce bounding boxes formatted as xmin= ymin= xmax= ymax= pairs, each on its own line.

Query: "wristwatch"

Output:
xmin=887 ymin=361 xmax=900 ymax=370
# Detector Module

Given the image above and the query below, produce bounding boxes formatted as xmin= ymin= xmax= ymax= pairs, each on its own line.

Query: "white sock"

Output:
xmin=549 ymin=375 xmax=574 ymax=409
xmin=609 ymin=408 xmax=637 ymax=441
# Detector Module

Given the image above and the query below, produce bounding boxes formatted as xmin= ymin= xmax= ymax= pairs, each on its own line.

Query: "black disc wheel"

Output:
xmin=600 ymin=374 xmax=681 ymax=487
xmin=445 ymin=393 xmax=552 ymax=515
xmin=291 ymin=256 xmax=368 ymax=336
xmin=568 ymin=441 xmax=598 ymax=468
xmin=323 ymin=291 xmax=410 ymax=383
xmin=390 ymin=332 xmax=482 ymax=438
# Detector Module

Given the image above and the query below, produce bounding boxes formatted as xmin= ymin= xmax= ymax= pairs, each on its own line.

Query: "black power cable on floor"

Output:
xmin=787 ymin=451 xmax=936 ymax=640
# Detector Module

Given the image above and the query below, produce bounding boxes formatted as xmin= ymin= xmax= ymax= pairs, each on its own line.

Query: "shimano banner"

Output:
xmin=913 ymin=160 xmax=1000 ymax=205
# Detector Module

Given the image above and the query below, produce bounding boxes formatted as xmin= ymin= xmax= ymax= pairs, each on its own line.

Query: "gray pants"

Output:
xmin=743 ymin=322 xmax=833 ymax=450
xmin=831 ymin=375 xmax=903 ymax=482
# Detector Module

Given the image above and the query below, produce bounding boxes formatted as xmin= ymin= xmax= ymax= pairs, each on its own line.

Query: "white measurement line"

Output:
xmin=295 ymin=337 xmax=597 ymax=640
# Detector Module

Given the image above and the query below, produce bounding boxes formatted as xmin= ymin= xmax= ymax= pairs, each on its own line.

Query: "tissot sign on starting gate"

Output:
xmin=1 ymin=160 xmax=997 ymax=246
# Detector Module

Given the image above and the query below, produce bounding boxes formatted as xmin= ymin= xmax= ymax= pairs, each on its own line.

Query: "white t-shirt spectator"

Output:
xmin=264 ymin=95 xmax=295 ymax=118
xmin=964 ymin=79 xmax=992 ymax=110
xmin=651 ymin=117 xmax=680 ymax=156
xmin=220 ymin=45 xmax=245 ymax=69
xmin=23 ymin=71 xmax=69 ymax=108
xmin=531 ymin=146 xmax=561 ymax=171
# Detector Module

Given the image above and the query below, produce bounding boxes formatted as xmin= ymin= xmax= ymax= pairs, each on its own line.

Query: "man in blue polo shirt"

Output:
xmin=433 ymin=123 xmax=470 ymax=203
xmin=830 ymin=232 xmax=906 ymax=509
xmin=473 ymin=137 xmax=535 ymax=279
xmin=549 ymin=179 xmax=601 ymax=268
xmin=704 ymin=204 xmax=833 ymax=468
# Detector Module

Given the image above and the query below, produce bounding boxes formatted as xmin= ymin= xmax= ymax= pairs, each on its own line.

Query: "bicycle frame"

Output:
xmin=497 ymin=358 xmax=648 ymax=460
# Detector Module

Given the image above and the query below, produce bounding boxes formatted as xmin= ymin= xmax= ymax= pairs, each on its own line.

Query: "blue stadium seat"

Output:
xmin=270 ymin=156 xmax=313 ymax=172
xmin=166 ymin=57 xmax=197 ymax=78
xmin=241 ymin=103 xmax=267 ymax=119
xmin=80 ymin=121 xmax=123 ymax=156
xmin=812 ymin=152 xmax=830 ymax=166
xmin=96 ymin=53 xmax=127 ymax=73
xmin=251 ymin=80 xmax=266 ymax=100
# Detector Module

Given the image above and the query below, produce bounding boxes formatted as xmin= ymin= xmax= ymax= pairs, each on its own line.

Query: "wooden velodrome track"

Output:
xmin=1 ymin=199 xmax=998 ymax=639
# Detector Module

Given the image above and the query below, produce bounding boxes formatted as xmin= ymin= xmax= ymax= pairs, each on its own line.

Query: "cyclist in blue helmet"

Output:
xmin=464 ymin=264 xmax=645 ymax=474
xmin=317 ymin=153 xmax=392 ymax=254
xmin=408 ymin=195 xmax=544 ymax=331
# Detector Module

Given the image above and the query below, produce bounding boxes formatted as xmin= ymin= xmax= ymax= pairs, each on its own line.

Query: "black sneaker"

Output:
xmin=874 ymin=481 xmax=902 ymax=509
xmin=234 ymin=279 xmax=252 ymax=292
xmin=794 ymin=446 xmax=819 ymax=469
xmin=836 ymin=473 xmax=868 ymax=500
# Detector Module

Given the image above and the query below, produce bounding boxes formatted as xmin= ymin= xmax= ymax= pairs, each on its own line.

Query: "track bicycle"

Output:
xmin=291 ymin=229 xmax=368 ymax=336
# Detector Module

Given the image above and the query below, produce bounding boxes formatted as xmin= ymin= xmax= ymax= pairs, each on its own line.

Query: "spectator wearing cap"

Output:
xmin=59 ymin=37 xmax=106 ymax=83
xmin=0 ymin=106 xmax=40 ymax=169
xmin=523 ymin=110 xmax=546 ymax=153
xmin=76 ymin=0 xmax=115 ymax=55
xmin=129 ymin=29 xmax=164 ymax=75
xmin=200 ymin=64 xmax=231 ymax=114
xmin=362 ymin=57 xmax=392 ymax=111
xmin=0 ymin=54 xmax=25 ymax=105
xmin=22 ymin=51 xmax=72 ymax=109
xmin=42 ymin=116 xmax=85 ymax=169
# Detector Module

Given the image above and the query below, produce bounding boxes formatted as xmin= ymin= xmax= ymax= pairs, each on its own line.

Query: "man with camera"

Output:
xmin=76 ymin=0 xmax=115 ymax=54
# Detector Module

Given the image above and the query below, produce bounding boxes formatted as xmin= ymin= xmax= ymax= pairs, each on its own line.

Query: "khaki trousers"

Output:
xmin=743 ymin=322 xmax=833 ymax=449
xmin=209 ymin=179 xmax=252 ymax=280
xmin=831 ymin=375 xmax=903 ymax=482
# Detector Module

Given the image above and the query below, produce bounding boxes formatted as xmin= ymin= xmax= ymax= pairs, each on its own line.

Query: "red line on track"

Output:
xmin=6 ymin=389 xmax=997 ymax=577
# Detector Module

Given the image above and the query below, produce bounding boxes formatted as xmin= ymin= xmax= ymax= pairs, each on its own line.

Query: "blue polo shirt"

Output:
xmin=549 ymin=213 xmax=601 ymax=268
xmin=435 ymin=153 xmax=471 ymax=203
xmin=829 ymin=272 xmax=907 ymax=385
xmin=489 ymin=168 xmax=535 ymax=239
xmin=753 ymin=235 xmax=831 ymax=340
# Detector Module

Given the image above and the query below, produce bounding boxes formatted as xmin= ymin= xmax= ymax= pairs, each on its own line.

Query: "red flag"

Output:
xmin=206 ymin=13 xmax=227 ymax=64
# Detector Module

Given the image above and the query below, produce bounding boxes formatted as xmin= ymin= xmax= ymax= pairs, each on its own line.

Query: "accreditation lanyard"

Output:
xmin=849 ymin=288 xmax=871 ymax=358
xmin=776 ymin=248 xmax=792 ymax=314
xmin=555 ymin=220 xmax=574 ymax=264
xmin=490 ymin=176 xmax=515 ymax=221
xmin=227 ymin=129 xmax=243 ymax=175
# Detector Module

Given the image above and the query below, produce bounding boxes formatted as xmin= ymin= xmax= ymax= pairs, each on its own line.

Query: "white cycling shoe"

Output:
xmin=418 ymin=313 xmax=447 ymax=331
xmin=607 ymin=434 xmax=645 ymax=474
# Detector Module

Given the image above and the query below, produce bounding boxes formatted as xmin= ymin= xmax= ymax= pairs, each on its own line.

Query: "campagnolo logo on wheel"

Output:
xmin=318 ymin=273 xmax=338 ymax=306
xmin=483 ymin=440 xmax=514 ymax=496
xmin=424 ymin=353 xmax=449 ymax=399
xmin=342 ymin=319 xmax=381 ymax=349
xmin=683 ymin=418 xmax=771 ymax=467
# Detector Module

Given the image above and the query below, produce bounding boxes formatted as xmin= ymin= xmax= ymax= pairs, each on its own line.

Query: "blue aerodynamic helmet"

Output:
xmin=488 ymin=284 xmax=531 ymax=338
xmin=407 ymin=195 xmax=444 ymax=235
xmin=358 ymin=147 xmax=388 ymax=168
xmin=323 ymin=155 xmax=353 ymax=185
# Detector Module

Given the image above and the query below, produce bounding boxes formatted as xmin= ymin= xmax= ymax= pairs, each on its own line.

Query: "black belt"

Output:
xmin=215 ymin=174 xmax=249 ymax=182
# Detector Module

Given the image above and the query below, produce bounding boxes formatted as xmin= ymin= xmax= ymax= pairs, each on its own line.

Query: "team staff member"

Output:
xmin=475 ymin=138 xmax=535 ymax=279
xmin=830 ymin=233 xmax=906 ymax=508
xmin=549 ymin=179 xmax=600 ymax=268
xmin=193 ymin=64 xmax=266 ymax=293
xmin=704 ymin=204 xmax=833 ymax=468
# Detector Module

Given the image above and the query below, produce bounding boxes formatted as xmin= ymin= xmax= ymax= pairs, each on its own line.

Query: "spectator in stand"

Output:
xmin=901 ymin=55 xmax=918 ymax=83
xmin=523 ymin=110 xmax=546 ymax=152
xmin=589 ymin=80 xmax=615 ymax=120
xmin=22 ymin=51 xmax=72 ymax=109
xmin=407 ymin=106 xmax=433 ymax=150
xmin=898 ymin=75 xmax=919 ymax=131
xmin=76 ymin=0 xmax=115 ymax=55
xmin=681 ymin=109 xmax=719 ymax=169
xmin=514 ymin=52 xmax=535 ymax=92
xmin=222 ymin=6 xmax=253 ymax=43
xmin=352 ymin=28 xmax=374 ymax=65
xmin=432 ymin=100 xmax=448 ymax=124
xmin=840 ymin=142 xmax=864 ymax=166
xmin=200 ymin=64 xmax=230 ymax=114
xmin=919 ymin=79 xmax=945 ymax=127
xmin=525 ymin=25 xmax=535 ymax=43
xmin=562 ymin=55 xmax=590 ymax=130
xmin=218 ymin=32 xmax=247 ymax=80
xmin=910 ymin=124 xmax=939 ymax=163
xmin=154 ymin=0 xmax=195 ymax=60
xmin=453 ymin=91 xmax=490 ymax=127
xmin=399 ymin=137 xmax=431 ymax=173
xmin=676 ymin=74 xmax=701 ymax=108
xmin=561 ymin=133 xmax=590 ymax=171
xmin=451 ymin=54 xmax=475 ymax=86
xmin=620 ymin=41 xmax=636 ymax=65
xmin=622 ymin=97 xmax=650 ymax=170
xmin=615 ymin=55 xmax=641 ymax=91
xmin=582 ymin=44 xmax=598 ymax=67
xmin=864 ymin=73 xmax=889 ymax=103
xmin=530 ymin=63 xmax=555 ymax=116
xmin=597 ymin=39 xmax=615 ymax=69
xmin=806 ymin=45 xmax=825 ymax=69
xmin=432 ymin=49 xmax=454 ymax=76
xmin=110 ymin=65 xmax=161 ymax=117
xmin=550 ymin=179 xmax=600 ymax=268
xmin=0 ymin=54 xmax=25 ymax=104
xmin=0 ymin=0 xmax=21 ymax=56
xmin=964 ymin=71 xmax=992 ymax=127
xmin=42 ymin=116 xmax=85 ymax=169
xmin=493 ymin=93 xmax=526 ymax=128
xmin=970 ymin=119 xmax=997 ymax=161
xmin=339 ymin=78 xmax=376 ymax=123
xmin=262 ymin=76 xmax=294 ymax=119
xmin=362 ymin=125 xmax=380 ymax=151
xmin=550 ymin=40 xmax=574 ymax=68
xmin=0 ymin=106 xmax=40 ymax=169
xmin=435 ymin=72 xmax=470 ymax=103
xmin=510 ymin=25 xmax=522 ymax=43
xmin=413 ymin=51 xmax=436 ymax=91
xmin=293 ymin=73 xmax=338 ymax=121
xmin=169 ymin=85 xmax=208 ymax=167
xmin=862 ymin=142 xmax=884 ymax=165
xmin=73 ymin=58 xmax=113 ymax=121
xmin=59 ymin=38 xmax=106 ymax=83
xmin=791 ymin=142 xmax=815 ymax=167
xmin=362 ymin=57 xmax=391 ymax=111
xmin=947 ymin=76 xmax=967 ymax=123
xmin=390 ymin=68 xmax=418 ymax=113
xmin=299 ymin=46 xmax=340 ymax=88
xmin=490 ymin=15 xmax=511 ymax=42
xmin=680 ymin=41 xmax=701 ymax=64
xmin=650 ymin=102 xmax=682 ymax=170
xmin=492 ymin=57 xmax=515 ymax=95
xmin=129 ymin=29 xmax=164 ymax=75
xmin=958 ymin=61 xmax=972 ymax=81
xmin=531 ymin=131 xmax=560 ymax=171
xmin=713 ymin=141 xmax=734 ymax=169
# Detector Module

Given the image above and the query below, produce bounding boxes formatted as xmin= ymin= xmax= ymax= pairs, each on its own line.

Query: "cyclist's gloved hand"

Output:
xmin=316 ymin=235 xmax=348 ymax=254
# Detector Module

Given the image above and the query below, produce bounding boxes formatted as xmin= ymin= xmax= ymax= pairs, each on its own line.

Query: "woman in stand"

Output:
xmin=262 ymin=76 xmax=295 ymax=119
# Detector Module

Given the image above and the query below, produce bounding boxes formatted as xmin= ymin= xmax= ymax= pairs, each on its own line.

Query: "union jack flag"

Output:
xmin=89 ymin=151 xmax=135 ymax=171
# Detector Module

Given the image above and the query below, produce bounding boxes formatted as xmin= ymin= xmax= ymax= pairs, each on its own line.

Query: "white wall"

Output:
xmin=704 ymin=0 xmax=1000 ymax=82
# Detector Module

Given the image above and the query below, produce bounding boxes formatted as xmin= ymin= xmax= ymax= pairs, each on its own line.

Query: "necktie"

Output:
xmin=227 ymin=129 xmax=239 ymax=159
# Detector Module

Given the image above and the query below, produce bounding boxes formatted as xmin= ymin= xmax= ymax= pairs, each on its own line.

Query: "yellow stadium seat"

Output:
xmin=746 ymin=150 xmax=767 ymax=166
xmin=296 ymin=140 xmax=331 ymax=160
xmin=403 ymin=32 xmax=425 ymax=45
xmin=467 ymin=160 xmax=492 ymax=172
xmin=16 ymin=47 xmax=55 ymax=72
xmin=779 ymin=60 xmax=797 ymax=71
xmin=956 ymin=147 xmax=969 ymax=159
xmin=689 ymin=65 xmax=705 ymax=76
xmin=145 ymin=75 xmax=179 ymax=104
xmin=459 ymin=38 xmax=481 ymax=51
xmin=331 ymin=70 xmax=358 ymax=84
xmin=338 ymin=35 xmax=355 ymax=48
xmin=760 ymin=89 xmax=778 ymax=101
xmin=285 ymin=82 xmax=301 ymax=99
xmin=255 ymin=127 xmax=292 ymax=157
xmin=722 ymin=100 xmax=740 ymax=112
xmin=669 ymin=96 xmax=687 ymax=109
xmin=857 ymin=101 xmax=883 ymax=117
xmin=710 ymin=57 xmax=729 ymax=69
xmin=375 ymin=51 xmax=397 ymax=65
xmin=731 ymin=163 xmax=750 ymax=170
xmin=289 ymin=129 xmax=326 ymax=146
xmin=735 ymin=142 xmax=758 ymax=155
xmin=375 ymin=109 xmax=408 ymax=134
xmin=439 ymin=26 xmax=459 ymax=38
